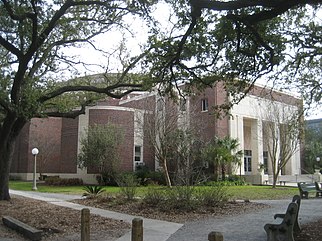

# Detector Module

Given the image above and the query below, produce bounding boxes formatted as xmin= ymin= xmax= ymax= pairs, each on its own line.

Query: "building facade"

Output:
xmin=10 ymin=83 xmax=303 ymax=184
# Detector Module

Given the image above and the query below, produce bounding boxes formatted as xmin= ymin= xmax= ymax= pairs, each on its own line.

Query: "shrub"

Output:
xmin=82 ymin=185 xmax=105 ymax=198
xmin=227 ymin=175 xmax=246 ymax=186
xmin=116 ymin=173 xmax=139 ymax=200
xmin=196 ymin=185 xmax=230 ymax=207
xmin=96 ymin=171 xmax=118 ymax=186
xmin=135 ymin=167 xmax=166 ymax=186
xmin=143 ymin=186 xmax=166 ymax=206
xmin=162 ymin=186 xmax=197 ymax=211
xmin=143 ymin=185 xmax=230 ymax=211
xmin=45 ymin=177 xmax=83 ymax=186
xmin=148 ymin=171 xmax=166 ymax=185
xmin=135 ymin=166 xmax=151 ymax=186
xmin=203 ymin=175 xmax=246 ymax=187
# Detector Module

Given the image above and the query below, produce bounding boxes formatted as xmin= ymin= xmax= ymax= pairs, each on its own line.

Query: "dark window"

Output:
xmin=201 ymin=98 xmax=208 ymax=111
xmin=263 ymin=151 xmax=268 ymax=174
xmin=134 ymin=146 xmax=142 ymax=162
xmin=244 ymin=150 xmax=252 ymax=173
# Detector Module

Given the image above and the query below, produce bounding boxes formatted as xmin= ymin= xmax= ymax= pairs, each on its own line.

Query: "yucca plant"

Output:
xmin=82 ymin=185 xmax=105 ymax=198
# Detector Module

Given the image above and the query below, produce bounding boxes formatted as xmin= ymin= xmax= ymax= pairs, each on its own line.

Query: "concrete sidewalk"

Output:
xmin=9 ymin=190 xmax=183 ymax=241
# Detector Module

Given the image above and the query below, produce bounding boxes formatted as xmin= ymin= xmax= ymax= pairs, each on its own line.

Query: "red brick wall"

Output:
xmin=190 ymin=87 xmax=218 ymax=142
xmin=28 ymin=118 xmax=62 ymax=173
xmin=214 ymin=83 xmax=230 ymax=138
xmin=60 ymin=117 xmax=78 ymax=173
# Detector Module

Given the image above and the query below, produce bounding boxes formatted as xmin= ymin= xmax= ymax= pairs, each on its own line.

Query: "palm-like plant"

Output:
xmin=202 ymin=136 xmax=243 ymax=181
xmin=82 ymin=185 xmax=105 ymax=198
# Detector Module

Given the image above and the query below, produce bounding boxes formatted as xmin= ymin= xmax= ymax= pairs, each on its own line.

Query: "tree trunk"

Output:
xmin=161 ymin=158 xmax=172 ymax=187
xmin=0 ymin=136 xmax=16 ymax=200
xmin=213 ymin=163 xmax=219 ymax=181
xmin=0 ymin=116 xmax=26 ymax=200
xmin=272 ymin=169 xmax=281 ymax=188
xmin=221 ymin=164 xmax=226 ymax=181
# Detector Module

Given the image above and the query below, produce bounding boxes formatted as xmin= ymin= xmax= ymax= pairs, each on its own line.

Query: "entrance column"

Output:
xmin=230 ymin=115 xmax=244 ymax=175
xmin=251 ymin=119 xmax=264 ymax=183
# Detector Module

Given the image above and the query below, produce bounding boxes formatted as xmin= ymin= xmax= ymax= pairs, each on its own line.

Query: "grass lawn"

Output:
xmin=9 ymin=181 xmax=299 ymax=200
xmin=227 ymin=185 xmax=299 ymax=200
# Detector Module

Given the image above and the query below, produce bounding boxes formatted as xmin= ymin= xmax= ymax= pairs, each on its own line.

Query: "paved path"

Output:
xmin=6 ymin=190 xmax=322 ymax=241
xmin=8 ymin=190 xmax=183 ymax=241
xmin=167 ymin=198 xmax=322 ymax=241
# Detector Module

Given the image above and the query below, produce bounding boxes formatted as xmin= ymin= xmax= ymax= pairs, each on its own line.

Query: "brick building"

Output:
xmin=10 ymin=82 xmax=302 ymax=184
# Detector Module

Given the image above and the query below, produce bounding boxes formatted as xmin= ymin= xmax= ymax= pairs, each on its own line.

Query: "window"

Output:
xmin=263 ymin=151 xmax=268 ymax=174
xmin=244 ymin=150 xmax=252 ymax=174
xmin=201 ymin=98 xmax=208 ymax=112
xmin=134 ymin=146 xmax=142 ymax=163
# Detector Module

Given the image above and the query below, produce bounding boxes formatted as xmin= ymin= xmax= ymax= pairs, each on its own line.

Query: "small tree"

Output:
xmin=141 ymin=97 xmax=179 ymax=187
xmin=168 ymin=129 xmax=206 ymax=186
xmin=262 ymin=103 xmax=303 ymax=188
xmin=303 ymin=124 xmax=322 ymax=173
xmin=78 ymin=124 xmax=123 ymax=185
xmin=202 ymin=136 xmax=243 ymax=181
xmin=139 ymin=95 xmax=206 ymax=187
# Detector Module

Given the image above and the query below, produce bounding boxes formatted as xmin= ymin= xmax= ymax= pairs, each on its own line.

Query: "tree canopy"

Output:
xmin=143 ymin=0 xmax=322 ymax=111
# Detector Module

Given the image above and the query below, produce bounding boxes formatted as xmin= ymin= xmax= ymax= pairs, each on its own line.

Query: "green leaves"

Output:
xmin=82 ymin=185 xmax=105 ymax=198
xmin=78 ymin=123 xmax=123 ymax=175
xmin=202 ymin=136 xmax=243 ymax=166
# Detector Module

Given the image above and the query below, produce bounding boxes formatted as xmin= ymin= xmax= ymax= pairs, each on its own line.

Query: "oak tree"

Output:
xmin=0 ymin=0 xmax=152 ymax=200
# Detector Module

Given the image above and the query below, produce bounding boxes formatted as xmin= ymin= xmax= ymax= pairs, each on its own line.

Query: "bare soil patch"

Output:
xmin=295 ymin=219 xmax=322 ymax=241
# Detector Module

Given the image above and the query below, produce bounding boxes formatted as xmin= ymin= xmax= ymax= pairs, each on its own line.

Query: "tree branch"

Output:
xmin=39 ymin=102 xmax=88 ymax=119
xmin=38 ymin=83 xmax=143 ymax=103
xmin=1 ymin=0 xmax=36 ymax=21
xmin=190 ymin=0 xmax=322 ymax=24
xmin=0 ymin=99 xmax=11 ymax=113
xmin=0 ymin=36 xmax=22 ymax=57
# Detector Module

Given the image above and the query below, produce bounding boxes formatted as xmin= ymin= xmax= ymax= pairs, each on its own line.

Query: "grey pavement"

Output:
xmin=167 ymin=198 xmax=322 ymax=241
xmin=6 ymin=190 xmax=322 ymax=241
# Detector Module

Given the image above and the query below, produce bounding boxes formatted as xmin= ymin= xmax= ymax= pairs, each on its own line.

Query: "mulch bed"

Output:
xmin=0 ymin=195 xmax=130 ymax=241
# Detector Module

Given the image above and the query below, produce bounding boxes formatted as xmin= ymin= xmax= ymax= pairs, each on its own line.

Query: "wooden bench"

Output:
xmin=297 ymin=182 xmax=322 ymax=199
xmin=274 ymin=195 xmax=301 ymax=233
xmin=264 ymin=202 xmax=298 ymax=241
